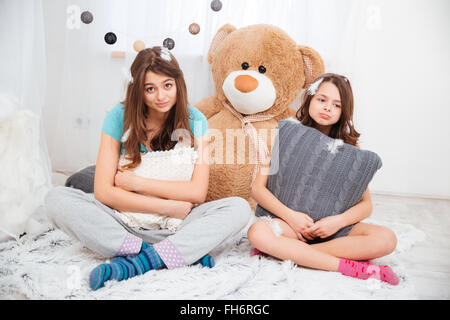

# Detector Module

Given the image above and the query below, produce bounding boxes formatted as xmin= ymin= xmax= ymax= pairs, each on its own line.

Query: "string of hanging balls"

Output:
xmin=80 ymin=0 xmax=223 ymax=52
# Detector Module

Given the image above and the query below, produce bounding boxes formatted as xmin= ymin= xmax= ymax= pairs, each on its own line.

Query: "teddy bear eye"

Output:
xmin=241 ymin=62 xmax=249 ymax=70
xmin=258 ymin=65 xmax=266 ymax=74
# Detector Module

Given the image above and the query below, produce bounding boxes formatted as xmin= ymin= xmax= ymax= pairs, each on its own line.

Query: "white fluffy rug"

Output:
xmin=0 ymin=217 xmax=425 ymax=300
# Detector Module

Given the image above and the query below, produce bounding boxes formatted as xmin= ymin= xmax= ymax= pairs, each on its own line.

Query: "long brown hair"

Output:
xmin=121 ymin=46 xmax=193 ymax=169
xmin=296 ymin=73 xmax=360 ymax=146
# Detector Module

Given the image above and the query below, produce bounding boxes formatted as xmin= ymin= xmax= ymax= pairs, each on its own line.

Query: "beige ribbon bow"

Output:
xmin=222 ymin=101 xmax=275 ymax=184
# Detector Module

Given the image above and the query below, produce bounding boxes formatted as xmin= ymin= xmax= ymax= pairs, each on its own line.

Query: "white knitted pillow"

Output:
xmin=115 ymin=143 xmax=198 ymax=232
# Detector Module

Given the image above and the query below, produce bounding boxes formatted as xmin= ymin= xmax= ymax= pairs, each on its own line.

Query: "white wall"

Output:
xmin=334 ymin=0 xmax=450 ymax=199
xmin=41 ymin=0 xmax=450 ymax=199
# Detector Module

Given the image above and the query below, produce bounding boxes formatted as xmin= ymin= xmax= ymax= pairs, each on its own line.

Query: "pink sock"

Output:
xmin=250 ymin=248 xmax=268 ymax=257
xmin=338 ymin=259 xmax=399 ymax=285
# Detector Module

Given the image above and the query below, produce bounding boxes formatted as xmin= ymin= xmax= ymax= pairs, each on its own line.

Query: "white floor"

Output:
xmin=368 ymin=193 xmax=450 ymax=299
xmin=49 ymin=172 xmax=450 ymax=299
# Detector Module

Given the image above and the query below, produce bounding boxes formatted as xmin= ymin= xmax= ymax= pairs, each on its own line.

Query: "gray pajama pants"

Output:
xmin=45 ymin=186 xmax=253 ymax=269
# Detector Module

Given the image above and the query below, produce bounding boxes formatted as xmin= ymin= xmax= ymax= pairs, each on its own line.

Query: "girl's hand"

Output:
xmin=304 ymin=215 xmax=343 ymax=239
xmin=161 ymin=200 xmax=194 ymax=220
xmin=114 ymin=166 xmax=140 ymax=192
xmin=284 ymin=210 xmax=315 ymax=242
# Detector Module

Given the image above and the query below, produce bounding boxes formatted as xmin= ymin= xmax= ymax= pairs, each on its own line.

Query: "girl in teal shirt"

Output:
xmin=45 ymin=46 xmax=252 ymax=290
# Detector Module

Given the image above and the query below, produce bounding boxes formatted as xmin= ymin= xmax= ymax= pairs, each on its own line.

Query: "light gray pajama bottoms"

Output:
xmin=44 ymin=186 xmax=253 ymax=269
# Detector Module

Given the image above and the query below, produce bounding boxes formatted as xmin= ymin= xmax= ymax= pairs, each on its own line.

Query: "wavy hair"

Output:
xmin=296 ymin=73 xmax=360 ymax=146
xmin=121 ymin=46 xmax=193 ymax=169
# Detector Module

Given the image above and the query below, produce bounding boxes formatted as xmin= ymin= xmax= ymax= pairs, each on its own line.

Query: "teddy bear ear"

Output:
xmin=208 ymin=24 xmax=237 ymax=64
xmin=298 ymin=46 xmax=325 ymax=89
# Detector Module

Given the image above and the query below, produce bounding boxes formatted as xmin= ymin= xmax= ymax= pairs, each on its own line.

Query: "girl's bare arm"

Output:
xmin=250 ymin=159 xmax=314 ymax=241
xmin=339 ymin=189 xmax=373 ymax=227
xmin=251 ymin=164 xmax=293 ymax=221
xmin=338 ymin=144 xmax=373 ymax=227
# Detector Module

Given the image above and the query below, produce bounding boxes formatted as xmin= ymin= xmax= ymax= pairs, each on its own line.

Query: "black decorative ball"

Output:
xmin=81 ymin=11 xmax=93 ymax=24
xmin=211 ymin=0 xmax=223 ymax=11
xmin=163 ymin=38 xmax=175 ymax=50
xmin=104 ymin=32 xmax=117 ymax=45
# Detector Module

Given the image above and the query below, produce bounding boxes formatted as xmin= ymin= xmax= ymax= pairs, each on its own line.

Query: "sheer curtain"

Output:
xmin=43 ymin=0 xmax=351 ymax=173
xmin=42 ymin=0 xmax=450 ymax=197
xmin=0 ymin=0 xmax=51 ymax=241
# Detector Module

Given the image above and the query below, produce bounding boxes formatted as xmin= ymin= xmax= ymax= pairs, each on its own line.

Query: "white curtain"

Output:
xmin=0 ymin=0 xmax=51 ymax=241
xmin=43 ymin=0 xmax=352 ymax=173
xmin=42 ymin=0 xmax=450 ymax=197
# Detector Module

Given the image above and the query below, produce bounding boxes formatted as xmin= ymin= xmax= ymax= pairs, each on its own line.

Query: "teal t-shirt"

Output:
xmin=102 ymin=103 xmax=208 ymax=154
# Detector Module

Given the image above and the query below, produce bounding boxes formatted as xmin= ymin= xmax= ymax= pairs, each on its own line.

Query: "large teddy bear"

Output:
xmin=195 ymin=24 xmax=325 ymax=210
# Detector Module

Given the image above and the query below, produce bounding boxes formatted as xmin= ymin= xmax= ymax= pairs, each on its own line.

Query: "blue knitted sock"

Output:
xmin=89 ymin=263 xmax=112 ymax=291
xmin=110 ymin=256 xmax=134 ymax=280
xmin=193 ymin=254 xmax=215 ymax=268
xmin=89 ymin=242 xmax=165 ymax=290
xmin=140 ymin=242 xmax=165 ymax=270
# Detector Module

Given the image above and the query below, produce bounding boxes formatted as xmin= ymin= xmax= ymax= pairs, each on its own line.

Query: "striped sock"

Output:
xmin=111 ymin=256 xmax=134 ymax=280
xmin=140 ymin=242 xmax=165 ymax=270
xmin=193 ymin=254 xmax=215 ymax=268
xmin=89 ymin=242 xmax=165 ymax=290
xmin=89 ymin=264 xmax=112 ymax=291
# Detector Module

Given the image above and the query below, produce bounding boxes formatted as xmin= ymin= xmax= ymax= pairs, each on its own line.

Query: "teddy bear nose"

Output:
xmin=234 ymin=75 xmax=259 ymax=93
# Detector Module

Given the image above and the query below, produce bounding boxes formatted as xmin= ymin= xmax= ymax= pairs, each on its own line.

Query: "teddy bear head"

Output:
xmin=208 ymin=24 xmax=324 ymax=117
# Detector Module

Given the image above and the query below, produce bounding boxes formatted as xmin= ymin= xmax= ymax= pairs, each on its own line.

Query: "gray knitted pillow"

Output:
xmin=255 ymin=118 xmax=382 ymax=227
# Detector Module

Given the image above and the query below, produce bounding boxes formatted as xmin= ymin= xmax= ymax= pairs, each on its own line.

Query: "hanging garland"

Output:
xmin=75 ymin=1 xmax=224 ymax=51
